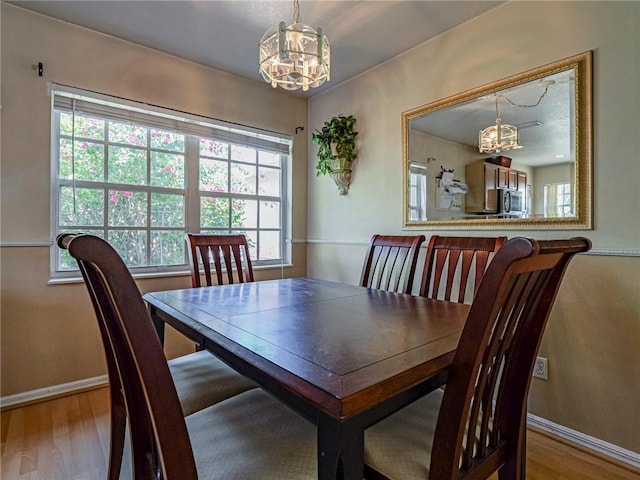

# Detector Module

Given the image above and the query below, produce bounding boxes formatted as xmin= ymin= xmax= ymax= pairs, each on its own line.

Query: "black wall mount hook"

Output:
xmin=38 ymin=62 xmax=44 ymax=77
xmin=295 ymin=126 xmax=304 ymax=134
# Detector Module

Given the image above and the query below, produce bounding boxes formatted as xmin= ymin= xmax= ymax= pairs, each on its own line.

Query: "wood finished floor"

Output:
xmin=1 ymin=387 xmax=638 ymax=480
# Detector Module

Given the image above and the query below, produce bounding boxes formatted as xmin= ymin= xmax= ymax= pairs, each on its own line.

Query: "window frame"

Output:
xmin=49 ymin=84 xmax=291 ymax=278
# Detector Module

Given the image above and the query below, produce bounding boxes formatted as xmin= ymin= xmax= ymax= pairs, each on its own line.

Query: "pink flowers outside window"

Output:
xmin=109 ymin=190 xmax=133 ymax=204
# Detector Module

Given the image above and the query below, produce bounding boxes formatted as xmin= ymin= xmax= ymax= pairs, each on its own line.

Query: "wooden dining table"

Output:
xmin=143 ymin=277 xmax=469 ymax=480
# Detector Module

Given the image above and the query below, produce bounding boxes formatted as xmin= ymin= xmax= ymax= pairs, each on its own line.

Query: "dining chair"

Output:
xmin=419 ymin=235 xmax=507 ymax=304
xmin=57 ymin=234 xmax=258 ymax=480
xmin=360 ymin=234 xmax=426 ymax=294
xmin=186 ymin=233 xmax=254 ymax=288
xmin=364 ymin=236 xmax=591 ymax=480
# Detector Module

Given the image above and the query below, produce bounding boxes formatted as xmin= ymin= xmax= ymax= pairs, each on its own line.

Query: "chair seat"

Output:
xmin=364 ymin=390 xmax=443 ymax=479
xmin=169 ymin=350 xmax=258 ymax=416
xmin=186 ymin=388 xmax=318 ymax=479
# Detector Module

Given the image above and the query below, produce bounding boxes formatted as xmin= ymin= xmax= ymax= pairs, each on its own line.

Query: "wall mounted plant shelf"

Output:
xmin=312 ymin=114 xmax=358 ymax=195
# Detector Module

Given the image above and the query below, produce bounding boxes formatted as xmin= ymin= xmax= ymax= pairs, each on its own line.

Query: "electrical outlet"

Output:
xmin=533 ymin=356 xmax=548 ymax=380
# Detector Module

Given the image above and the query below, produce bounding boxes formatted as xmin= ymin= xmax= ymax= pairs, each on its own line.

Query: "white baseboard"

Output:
xmin=528 ymin=413 xmax=640 ymax=470
xmin=0 ymin=375 xmax=107 ymax=409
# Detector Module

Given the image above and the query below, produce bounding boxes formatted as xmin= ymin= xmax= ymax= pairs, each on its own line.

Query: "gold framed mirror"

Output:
xmin=403 ymin=51 xmax=592 ymax=229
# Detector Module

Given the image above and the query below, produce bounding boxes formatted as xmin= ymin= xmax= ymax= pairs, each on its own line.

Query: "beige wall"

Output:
xmin=1 ymin=5 xmax=308 ymax=395
xmin=307 ymin=1 xmax=640 ymax=453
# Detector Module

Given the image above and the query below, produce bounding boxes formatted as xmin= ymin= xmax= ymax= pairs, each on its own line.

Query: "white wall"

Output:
xmin=307 ymin=1 xmax=640 ymax=454
xmin=409 ymin=131 xmax=479 ymax=219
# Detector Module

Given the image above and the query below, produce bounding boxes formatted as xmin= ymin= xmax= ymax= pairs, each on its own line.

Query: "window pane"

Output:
xmin=151 ymin=193 xmax=184 ymax=227
xmin=232 ymin=199 xmax=257 ymax=228
xmin=258 ymin=166 xmax=280 ymax=196
xmin=59 ymin=187 xmax=104 ymax=226
xmin=259 ymin=231 xmax=280 ymax=261
xmin=231 ymin=163 xmax=256 ymax=194
xmin=260 ymin=201 xmax=280 ymax=229
xmin=108 ymin=190 xmax=147 ymax=227
xmin=242 ymin=230 xmax=258 ymax=260
xmin=200 ymin=139 xmax=228 ymax=158
xmin=200 ymin=158 xmax=228 ymax=192
xmin=60 ymin=113 xmax=105 ymax=140
xmin=151 ymin=152 xmax=185 ymax=189
xmin=109 ymin=122 xmax=147 ymax=147
xmin=108 ymin=230 xmax=147 ymax=267
xmin=150 ymin=129 xmax=184 ymax=152
xmin=151 ymin=230 xmax=185 ymax=266
xmin=258 ymin=150 xmax=280 ymax=166
xmin=201 ymin=196 xmax=229 ymax=228
xmin=60 ymin=139 xmax=105 ymax=182
xmin=109 ymin=146 xmax=147 ymax=185
xmin=231 ymin=144 xmax=256 ymax=163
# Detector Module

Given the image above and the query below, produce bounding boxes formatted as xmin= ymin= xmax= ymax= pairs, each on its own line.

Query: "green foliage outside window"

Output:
xmin=57 ymin=113 xmax=252 ymax=270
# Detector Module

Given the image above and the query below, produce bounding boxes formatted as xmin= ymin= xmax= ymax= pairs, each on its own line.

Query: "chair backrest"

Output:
xmin=429 ymin=237 xmax=591 ymax=480
xmin=186 ymin=233 xmax=254 ymax=288
xmin=359 ymin=234 xmax=426 ymax=294
xmin=58 ymin=233 xmax=198 ymax=480
xmin=419 ymin=235 xmax=507 ymax=303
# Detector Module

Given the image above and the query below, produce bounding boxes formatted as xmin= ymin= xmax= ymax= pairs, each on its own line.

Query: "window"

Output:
xmin=51 ymin=86 xmax=291 ymax=276
xmin=543 ymin=182 xmax=572 ymax=217
xmin=408 ymin=162 xmax=428 ymax=221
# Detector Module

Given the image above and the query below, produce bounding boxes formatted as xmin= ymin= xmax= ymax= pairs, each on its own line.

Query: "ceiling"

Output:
xmin=12 ymin=1 xmax=570 ymax=168
xmin=10 ymin=0 xmax=504 ymax=97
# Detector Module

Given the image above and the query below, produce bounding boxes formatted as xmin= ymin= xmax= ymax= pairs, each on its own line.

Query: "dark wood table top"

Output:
xmin=144 ymin=277 xmax=470 ymax=479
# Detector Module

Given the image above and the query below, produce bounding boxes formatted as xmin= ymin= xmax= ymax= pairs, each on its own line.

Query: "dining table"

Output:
xmin=143 ymin=277 xmax=470 ymax=480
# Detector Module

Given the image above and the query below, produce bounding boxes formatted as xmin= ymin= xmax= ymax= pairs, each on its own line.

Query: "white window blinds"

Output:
xmin=50 ymin=84 xmax=291 ymax=154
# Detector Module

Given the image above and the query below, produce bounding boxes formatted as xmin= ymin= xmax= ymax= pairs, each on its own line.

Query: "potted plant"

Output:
xmin=312 ymin=114 xmax=358 ymax=194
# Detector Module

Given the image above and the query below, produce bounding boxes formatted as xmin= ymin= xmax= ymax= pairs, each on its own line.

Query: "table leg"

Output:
xmin=317 ymin=415 xmax=364 ymax=480
xmin=148 ymin=306 xmax=166 ymax=346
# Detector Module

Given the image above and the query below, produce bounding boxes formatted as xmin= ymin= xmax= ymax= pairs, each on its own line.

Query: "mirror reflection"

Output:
xmin=403 ymin=51 xmax=592 ymax=229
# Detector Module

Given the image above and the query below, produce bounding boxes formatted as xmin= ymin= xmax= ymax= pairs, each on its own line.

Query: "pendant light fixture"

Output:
xmin=259 ymin=0 xmax=330 ymax=92
xmin=479 ymin=80 xmax=555 ymax=154
xmin=478 ymin=95 xmax=522 ymax=154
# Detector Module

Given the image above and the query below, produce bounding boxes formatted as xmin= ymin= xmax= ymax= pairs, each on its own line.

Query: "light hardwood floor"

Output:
xmin=1 ymin=387 xmax=638 ymax=480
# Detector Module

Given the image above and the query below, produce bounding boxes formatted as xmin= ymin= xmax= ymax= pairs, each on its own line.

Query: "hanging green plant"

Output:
xmin=312 ymin=114 xmax=358 ymax=176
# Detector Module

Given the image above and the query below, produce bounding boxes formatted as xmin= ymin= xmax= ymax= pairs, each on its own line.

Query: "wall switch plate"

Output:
xmin=533 ymin=356 xmax=548 ymax=380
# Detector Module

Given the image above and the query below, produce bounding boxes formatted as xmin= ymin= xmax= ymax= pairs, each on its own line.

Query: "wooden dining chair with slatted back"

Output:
xmin=364 ymin=237 xmax=591 ymax=480
xmin=360 ymin=234 xmax=426 ymax=294
xmin=186 ymin=233 xmax=254 ymax=288
xmin=57 ymin=234 xmax=257 ymax=480
xmin=420 ymin=235 xmax=507 ymax=304
xmin=60 ymin=233 xmax=318 ymax=480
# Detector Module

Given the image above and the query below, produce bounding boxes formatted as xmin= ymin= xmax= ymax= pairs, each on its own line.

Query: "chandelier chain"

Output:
xmin=293 ymin=0 xmax=301 ymax=23
xmin=501 ymin=83 xmax=552 ymax=109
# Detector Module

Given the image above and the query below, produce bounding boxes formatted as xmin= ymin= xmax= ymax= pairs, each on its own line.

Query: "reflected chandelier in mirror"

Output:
xmin=403 ymin=51 xmax=592 ymax=229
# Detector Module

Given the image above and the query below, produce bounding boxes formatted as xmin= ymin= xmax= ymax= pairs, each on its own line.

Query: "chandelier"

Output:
xmin=478 ymin=95 xmax=522 ymax=154
xmin=259 ymin=0 xmax=330 ymax=92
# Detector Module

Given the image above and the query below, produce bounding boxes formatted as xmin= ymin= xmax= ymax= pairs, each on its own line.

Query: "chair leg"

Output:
xmin=108 ymin=388 xmax=127 ymax=480
xmin=498 ymin=414 xmax=527 ymax=480
xmin=519 ymin=417 xmax=527 ymax=479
